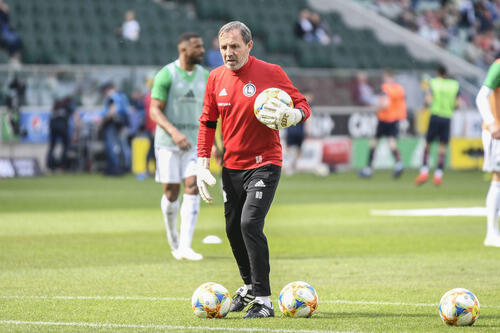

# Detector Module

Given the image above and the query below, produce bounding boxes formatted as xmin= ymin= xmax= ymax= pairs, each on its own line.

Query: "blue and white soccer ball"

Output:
xmin=191 ymin=282 xmax=232 ymax=318
xmin=278 ymin=281 xmax=319 ymax=318
xmin=439 ymin=288 xmax=480 ymax=326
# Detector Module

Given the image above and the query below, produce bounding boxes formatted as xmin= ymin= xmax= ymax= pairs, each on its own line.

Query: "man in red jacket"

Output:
xmin=196 ymin=21 xmax=311 ymax=318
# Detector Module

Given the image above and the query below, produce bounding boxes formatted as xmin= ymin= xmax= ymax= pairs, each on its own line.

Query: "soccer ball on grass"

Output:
xmin=439 ymin=288 xmax=480 ymax=326
xmin=191 ymin=282 xmax=231 ymax=318
xmin=278 ymin=281 xmax=319 ymax=317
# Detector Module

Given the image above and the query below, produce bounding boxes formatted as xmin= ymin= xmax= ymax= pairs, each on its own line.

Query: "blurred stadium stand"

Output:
xmin=0 ymin=0 xmax=484 ymax=108
xmin=0 ymin=0 xmax=485 ymax=110
xmin=7 ymin=0 xmax=439 ymax=70
xmin=0 ymin=0 xmax=487 ymax=175
xmin=352 ymin=0 xmax=500 ymax=71
xmin=10 ymin=0 xmax=200 ymax=65
xmin=310 ymin=0 xmax=483 ymax=80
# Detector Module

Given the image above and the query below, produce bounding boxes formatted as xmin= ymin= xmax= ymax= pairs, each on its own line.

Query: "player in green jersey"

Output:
xmin=149 ymin=32 xmax=209 ymax=260
xmin=476 ymin=59 xmax=500 ymax=247
xmin=415 ymin=65 xmax=461 ymax=186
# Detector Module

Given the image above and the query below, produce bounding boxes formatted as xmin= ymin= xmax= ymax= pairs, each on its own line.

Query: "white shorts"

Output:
xmin=482 ymin=130 xmax=500 ymax=172
xmin=155 ymin=147 xmax=197 ymax=184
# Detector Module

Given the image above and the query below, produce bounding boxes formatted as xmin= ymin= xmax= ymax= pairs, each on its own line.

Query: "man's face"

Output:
xmin=185 ymin=37 xmax=205 ymax=65
xmin=104 ymin=87 xmax=115 ymax=97
xmin=218 ymin=29 xmax=253 ymax=70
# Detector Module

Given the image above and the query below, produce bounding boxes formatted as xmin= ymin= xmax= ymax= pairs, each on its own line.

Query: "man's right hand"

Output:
xmin=196 ymin=157 xmax=216 ymax=204
xmin=488 ymin=122 xmax=500 ymax=139
xmin=172 ymin=129 xmax=191 ymax=150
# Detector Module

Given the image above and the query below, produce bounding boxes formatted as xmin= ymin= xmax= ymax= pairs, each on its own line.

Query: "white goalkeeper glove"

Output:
xmin=196 ymin=157 xmax=216 ymax=204
xmin=258 ymin=97 xmax=303 ymax=130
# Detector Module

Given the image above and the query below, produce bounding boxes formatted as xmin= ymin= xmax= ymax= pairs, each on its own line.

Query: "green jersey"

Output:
xmin=483 ymin=60 xmax=500 ymax=126
xmin=483 ymin=60 xmax=500 ymax=90
xmin=151 ymin=60 xmax=209 ymax=149
xmin=429 ymin=77 xmax=459 ymax=119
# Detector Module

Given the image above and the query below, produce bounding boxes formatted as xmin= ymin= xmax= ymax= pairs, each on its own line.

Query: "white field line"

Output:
xmin=371 ymin=207 xmax=486 ymax=217
xmin=0 ymin=320 xmax=360 ymax=333
xmin=0 ymin=295 xmax=187 ymax=301
xmin=0 ymin=295 xmax=490 ymax=308
xmin=322 ymin=299 xmax=436 ymax=307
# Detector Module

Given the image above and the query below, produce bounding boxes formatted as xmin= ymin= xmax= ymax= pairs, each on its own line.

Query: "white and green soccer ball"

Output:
xmin=278 ymin=281 xmax=319 ymax=318
xmin=191 ymin=282 xmax=231 ymax=318
xmin=439 ymin=288 xmax=480 ymax=326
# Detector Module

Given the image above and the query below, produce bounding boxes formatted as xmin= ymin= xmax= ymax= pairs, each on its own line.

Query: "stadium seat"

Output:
xmin=8 ymin=0 xmax=433 ymax=69
xmin=265 ymin=53 xmax=297 ymax=67
xmin=0 ymin=50 xmax=9 ymax=64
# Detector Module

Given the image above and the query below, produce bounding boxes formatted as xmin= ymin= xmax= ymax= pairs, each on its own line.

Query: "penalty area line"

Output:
xmin=0 ymin=320 xmax=360 ymax=333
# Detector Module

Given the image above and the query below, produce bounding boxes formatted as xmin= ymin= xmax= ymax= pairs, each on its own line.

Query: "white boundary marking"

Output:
xmin=2 ymin=295 xmax=499 ymax=308
xmin=0 ymin=295 xmax=186 ymax=301
xmin=0 ymin=320 xmax=358 ymax=333
xmin=371 ymin=207 xmax=486 ymax=217
xmin=1 ymin=296 xmax=498 ymax=332
xmin=322 ymin=299 xmax=435 ymax=307
xmin=0 ymin=295 xmax=433 ymax=306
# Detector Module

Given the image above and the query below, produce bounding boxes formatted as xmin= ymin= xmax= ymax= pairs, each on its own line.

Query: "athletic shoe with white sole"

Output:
xmin=229 ymin=286 xmax=255 ymax=312
xmin=484 ymin=235 xmax=500 ymax=247
xmin=243 ymin=300 xmax=274 ymax=318
xmin=180 ymin=248 xmax=203 ymax=261
xmin=171 ymin=249 xmax=183 ymax=260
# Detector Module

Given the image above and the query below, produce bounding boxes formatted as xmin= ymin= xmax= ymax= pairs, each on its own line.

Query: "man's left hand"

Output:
xmin=196 ymin=157 xmax=216 ymax=204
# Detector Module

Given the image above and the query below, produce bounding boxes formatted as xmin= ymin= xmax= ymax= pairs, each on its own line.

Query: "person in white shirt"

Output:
xmin=119 ymin=10 xmax=140 ymax=42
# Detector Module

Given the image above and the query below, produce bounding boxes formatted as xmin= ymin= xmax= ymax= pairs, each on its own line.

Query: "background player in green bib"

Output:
xmin=415 ymin=65 xmax=461 ymax=186
xmin=476 ymin=59 xmax=500 ymax=247
xmin=149 ymin=32 xmax=208 ymax=260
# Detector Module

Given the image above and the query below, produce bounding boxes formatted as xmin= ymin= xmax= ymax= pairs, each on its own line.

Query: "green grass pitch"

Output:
xmin=1 ymin=170 xmax=500 ymax=332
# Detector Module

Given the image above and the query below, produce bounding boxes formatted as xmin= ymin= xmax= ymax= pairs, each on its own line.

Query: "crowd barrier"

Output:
xmin=0 ymin=106 xmax=483 ymax=178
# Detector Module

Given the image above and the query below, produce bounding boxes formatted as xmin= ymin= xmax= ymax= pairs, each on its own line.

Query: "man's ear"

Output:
xmin=247 ymin=40 xmax=254 ymax=52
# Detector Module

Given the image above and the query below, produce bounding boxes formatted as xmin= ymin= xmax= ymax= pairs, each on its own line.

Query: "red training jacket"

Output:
xmin=198 ymin=56 xmax=310 ymax=170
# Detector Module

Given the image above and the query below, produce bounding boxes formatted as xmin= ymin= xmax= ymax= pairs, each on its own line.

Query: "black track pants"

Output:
xmin=222 ymin=164 xmax=281 ymax=296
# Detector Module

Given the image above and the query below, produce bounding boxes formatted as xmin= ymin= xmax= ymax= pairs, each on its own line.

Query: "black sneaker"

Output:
xmin=243 ymin=300 xmax=274 ymax=318
xmin=229 ymin=286 xmax=255 ymax=312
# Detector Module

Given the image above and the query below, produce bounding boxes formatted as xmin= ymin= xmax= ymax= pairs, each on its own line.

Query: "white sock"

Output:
xmin=486 ymin=181 xmax=500 ymax=237
xmin=161 ymin=195 xmax=179 ymax=251
xmin=434 ymin=169 xmax=443 ymax=178
xmin=179 ymin=194 xmax=200 ymax=250
xmin=245 ymin=284 xmax=252 ymax=291
xmin=255 ymin=296 xmax=272 ymax=308
xmin=420 ymin=166 xmax=429 ymax=175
